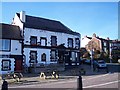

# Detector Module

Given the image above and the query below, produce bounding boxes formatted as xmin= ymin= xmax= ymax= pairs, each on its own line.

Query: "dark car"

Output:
xmin=93 ymin=60 xmax=108 ymax=72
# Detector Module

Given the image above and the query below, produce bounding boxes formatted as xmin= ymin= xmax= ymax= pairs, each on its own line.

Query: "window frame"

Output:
xmin=29 ymin=51 xmax=37 ymax=63
xmin=30 ymin=36 xmax=37 ymax=45
xmin=2 ymin=59 xmax=11 ymax=71
xmin=0 ymin=39 xmax=11 ymax=51
xmin=41 ymin=53 xmax=46 ymax=62
xmin=71 ymin=52 xmax=76 ymax=61
xmin=51 ymin=36 xmax=57 ymax=46
xmin=50 ymin=50 xmax=57 ymax=62
xmin=40 ymin=37 xmax=47 ymax=46
xmin=68 ymin=38 xmax=73 ymax=48
xmin=75 ymin=38 xmax=80 ymax=49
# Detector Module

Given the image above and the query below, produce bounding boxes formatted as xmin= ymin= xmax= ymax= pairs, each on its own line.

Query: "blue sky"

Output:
xmin=1 ymin=2 xmax=118 ymax=40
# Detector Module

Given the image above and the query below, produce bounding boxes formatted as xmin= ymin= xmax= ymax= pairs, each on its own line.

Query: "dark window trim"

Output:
xmin=30 ymin=36 xmax=37 ymax=45
xmin=40 ymin=37 xmax=47 ymax=46
xmin=41 ymin=53 xmax=46 ymax=62
xmin=2 ymin=59 xmax=11 ymax=71
xmin=0 ymin=39 xmax=11 ymax=52
xmin=29 ymin=51 xmax=38 ymax=63
xmin=75 ymin=38 xmax=80 ymax=49
xmin=51 ymin=36 xmax=57 ymax=46
xmin=50 ymin=49 xmax=57 ymax=62
xmin=68 ymin=38 xmax=73 ymax=48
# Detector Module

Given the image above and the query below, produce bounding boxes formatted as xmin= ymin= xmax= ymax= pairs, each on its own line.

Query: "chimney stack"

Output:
xmin=107 ymin=37 xmax=110 ymax=40
xmin=20 ymin=11 xmax=26 ymax=23
xmin=92 ymin=33 xmax=96 ymax=38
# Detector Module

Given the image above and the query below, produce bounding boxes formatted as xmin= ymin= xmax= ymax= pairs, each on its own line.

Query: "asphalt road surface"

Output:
xmin=9 ymin=72 xmax=119 ymax=89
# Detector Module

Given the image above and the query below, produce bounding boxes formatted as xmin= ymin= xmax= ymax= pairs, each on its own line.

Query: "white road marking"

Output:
xmin=83 ymin=80 xmax=120 ymax=88
xmin=9 ymin=73 xmax=118 ymax=88
xmin=82 ymin=73 xmax=113 ymax=81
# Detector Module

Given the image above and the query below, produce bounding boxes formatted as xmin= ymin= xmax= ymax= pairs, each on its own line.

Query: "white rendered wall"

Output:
xmin=24 ymin=28 xmax=80 ymax=48
xmin=12 ymin=14 xmax=24 ymax=36
xmin=81 ymin=37 xmax=91 ymax=48
xmin=11 ymin=40 xmax=22 ymax=55
xmin=0 ymin=40 xmax=22 ymax=55
xmin=23 ymin=28 xmax=80 ymax=66
xmin=24 ymin=48 xmax=54 ymax=67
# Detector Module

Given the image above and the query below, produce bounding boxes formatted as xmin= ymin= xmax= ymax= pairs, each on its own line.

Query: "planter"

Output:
xmin=118 ymin=59 xmax=120 ymax=64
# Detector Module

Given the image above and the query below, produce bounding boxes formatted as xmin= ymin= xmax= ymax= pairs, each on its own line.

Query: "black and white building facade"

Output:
xmin=11 ymin=11 xmax=81 ymax=69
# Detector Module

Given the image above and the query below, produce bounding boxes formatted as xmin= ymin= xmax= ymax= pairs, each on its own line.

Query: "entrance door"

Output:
xmin=15 ymin=60 xmax=22 ymax=72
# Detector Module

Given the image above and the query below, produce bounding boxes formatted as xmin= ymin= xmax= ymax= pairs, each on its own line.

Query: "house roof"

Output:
xmin=17 ymin=13 xmax=80 ymax=36
xmin=85 ymin=36 xmax=111 ymax=41
xmin=0 ymin=23 xmax=22 ymax=40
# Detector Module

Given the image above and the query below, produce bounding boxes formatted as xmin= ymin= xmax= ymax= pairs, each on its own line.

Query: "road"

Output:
xmin=8 ymin=72 xmax=119 ymax=89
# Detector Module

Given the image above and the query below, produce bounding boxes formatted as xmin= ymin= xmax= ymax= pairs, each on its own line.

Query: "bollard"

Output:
xmin=2 ymin=79 xmax=8 ymax=90
xmin=77 ymin=75 xmax=83 ymax=90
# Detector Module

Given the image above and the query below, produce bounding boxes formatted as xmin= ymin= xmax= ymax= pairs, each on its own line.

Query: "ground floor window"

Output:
xmin=71 ymin=52 xmax=76 ymax=61
xmin=41 ymin=53 xmax=46 ymax=62
xmin=50 ymin=50 xmax=57 ymax=62
xmin=2 ymin=60 xmax=11 ymax=71
xmin=29 ymin=51 xmax=37 ymax=63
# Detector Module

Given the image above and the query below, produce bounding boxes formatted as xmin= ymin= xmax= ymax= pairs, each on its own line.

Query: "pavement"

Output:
xmin=1 ymin=63 xmax=119 ymax=87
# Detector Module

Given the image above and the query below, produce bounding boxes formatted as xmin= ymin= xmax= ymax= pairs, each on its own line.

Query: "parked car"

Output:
xmin=93 ymin=60 xmax=108 ymax=72
xmin=84 ymin=59 xmax=91 ymax=65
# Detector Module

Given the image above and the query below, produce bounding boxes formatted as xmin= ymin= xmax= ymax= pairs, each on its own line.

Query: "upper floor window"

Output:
xmin=0 ymin=39 xmax=10 ymax=51
xmin=30 ymin=36 xmax=37 ymax=45
xmin=51 ymin=36 xmax=57 ymax=46
xmin=75 ymin=38 xmax=80 ymax=49
xmin=68 ymin=38 xmax=73 ymax=48
xmin=103 ymin=41 xmax=107 ymax=46
xmin=29 ymin=51 xmax=37 ymax=63
xmin=40 ymin=37 xmax=47 ymax=46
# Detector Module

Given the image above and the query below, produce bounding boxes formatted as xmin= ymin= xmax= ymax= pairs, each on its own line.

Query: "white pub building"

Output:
xmin=0 ymin=11 xmax=81 ymax=74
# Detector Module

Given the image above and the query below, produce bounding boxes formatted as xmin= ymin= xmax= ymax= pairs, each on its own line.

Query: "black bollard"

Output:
xmin=77 ymin=75 xmax=83 ymax=90
xmin=1 ymin=79 xmax=8 ymax=90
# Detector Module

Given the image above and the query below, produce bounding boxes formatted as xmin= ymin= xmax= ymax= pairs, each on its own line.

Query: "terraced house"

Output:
xmin=0 ymin=23 xmax=23 ymax=74
xmin=10 ymin=11 xmax=81 ymax=73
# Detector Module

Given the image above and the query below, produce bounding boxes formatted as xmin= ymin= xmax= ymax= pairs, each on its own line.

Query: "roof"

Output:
xmin=0 ymin=23 xmax=22 ymax=40
xmin=85 ymin=36 xmax=111 ymax=41
xmin=17 ymin=13 xmax=80 ymax=36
